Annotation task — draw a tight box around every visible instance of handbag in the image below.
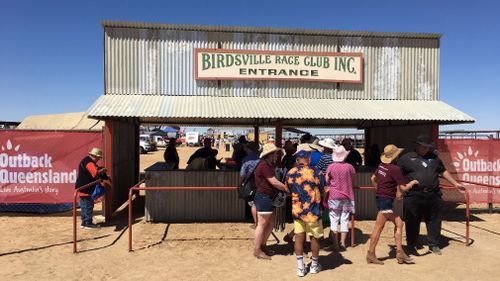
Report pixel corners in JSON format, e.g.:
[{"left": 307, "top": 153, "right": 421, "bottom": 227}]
[
  {"left": 91, "top": 182, "right": 106, "bottom": 200},
  {"left": 272, "top": 191, "right": 287, "bottom": 208}
]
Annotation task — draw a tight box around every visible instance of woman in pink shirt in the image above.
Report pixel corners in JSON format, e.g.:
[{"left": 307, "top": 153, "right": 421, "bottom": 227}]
[{"left": 325, "top": 145, "right": 355, "bottom": 251}]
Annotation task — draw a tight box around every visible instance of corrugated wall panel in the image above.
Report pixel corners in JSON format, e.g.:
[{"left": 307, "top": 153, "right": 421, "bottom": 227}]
[{"left": 105, "top": 27, "right": 439, "bottom": 100}]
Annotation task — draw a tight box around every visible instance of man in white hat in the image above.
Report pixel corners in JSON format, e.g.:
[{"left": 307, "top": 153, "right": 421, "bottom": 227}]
[
  {"left": 75, "top": 148, "right": 107, "bottom": 229},
  {"left": 316, "top": 138, "right": 336, "bottom": 174}
]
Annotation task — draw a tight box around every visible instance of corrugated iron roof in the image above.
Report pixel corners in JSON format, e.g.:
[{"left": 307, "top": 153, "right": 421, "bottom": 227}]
[
  {"left": 86, "top": 95, "right": 474, "bottom": 126},
  {"left": 101, "top": 20, "right": 442, "bottom": 39}
]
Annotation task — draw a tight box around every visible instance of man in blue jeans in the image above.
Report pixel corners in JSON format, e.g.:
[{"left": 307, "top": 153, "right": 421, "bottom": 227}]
[{"left": 75, "top": 148, "right": 107, "bottom": 229}]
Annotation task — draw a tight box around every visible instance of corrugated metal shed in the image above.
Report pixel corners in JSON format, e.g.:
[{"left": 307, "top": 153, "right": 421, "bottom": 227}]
[
  {"left": 17, "top": 112, "right": 103, "bottom": 131},
  {"left": 86, "top": 95, "right": 474, "bottom": 126},
  {"left": 103, "top": 25, "right": 440, "bottom": 100}
]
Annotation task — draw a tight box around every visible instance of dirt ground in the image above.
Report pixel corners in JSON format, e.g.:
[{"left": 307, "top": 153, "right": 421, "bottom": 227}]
[{"left": 1, "top": 147, "right": 499, "bottom": 280}]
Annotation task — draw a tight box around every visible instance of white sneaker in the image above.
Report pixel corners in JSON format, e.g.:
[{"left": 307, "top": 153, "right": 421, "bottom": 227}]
[
  {"left": 310, "top": 263, "right": 322, "bottom": 274},
  {"left": 297, "top": 267, "right": 307, "bottom": 277}
]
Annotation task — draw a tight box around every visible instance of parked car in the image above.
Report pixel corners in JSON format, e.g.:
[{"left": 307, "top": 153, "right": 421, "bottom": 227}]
[
  {"left": 153, "top": 135, "right": 167, "bottom": 148},
  {"left": 140, "top": 134, "right": 157, "bottom": 151},
  {"left": 139, "top": 139, "right": 152, "bottom": 154}
]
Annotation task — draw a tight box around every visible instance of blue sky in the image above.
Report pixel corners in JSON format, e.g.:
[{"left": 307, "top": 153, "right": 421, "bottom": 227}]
[{"left": 1, "top": 0, "right": 499, "bottom": 131}]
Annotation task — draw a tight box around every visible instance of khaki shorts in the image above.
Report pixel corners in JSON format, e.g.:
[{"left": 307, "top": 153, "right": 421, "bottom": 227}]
[{"left": 294, "top": 220, "right": 324, "bottom": 239}]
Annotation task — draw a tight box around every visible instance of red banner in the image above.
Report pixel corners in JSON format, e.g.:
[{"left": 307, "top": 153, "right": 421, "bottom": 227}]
[
  {"left": 438, "top": 139, "right": 500, "bottom": 203},
  {"left": 0, "top": 131, "right": 102, "bottom": 203}
]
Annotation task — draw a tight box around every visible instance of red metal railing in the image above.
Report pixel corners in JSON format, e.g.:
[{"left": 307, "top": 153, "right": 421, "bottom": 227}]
[
  {"left": 72, "top": 179, "right": 101, "bottom": 253},
  {"left": 127, "top": 184, "right": 236, "bottom": 251},
  {"left": 126, "top": 181, "right": 493, "bottom": 251}
]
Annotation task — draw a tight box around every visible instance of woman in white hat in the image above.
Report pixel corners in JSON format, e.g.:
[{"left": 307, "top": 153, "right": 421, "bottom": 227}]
[
  {"left": 253, "top": 143, "right": 290, "bottom": 260},
  {"left": 324, "top": 145, "right": 355, "bottom": 251},
  {"left": 366, "top": 144, "right": 418, "bottom": 265}
]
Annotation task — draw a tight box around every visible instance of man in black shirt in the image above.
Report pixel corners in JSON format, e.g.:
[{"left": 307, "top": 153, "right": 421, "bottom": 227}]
[
  {"left": 397, "top": 134, "right": 464, "bottom": 255},
  {"left": 342, "top": 138, "right": 363, "bottom": 169},
  {"left": 187, "top": 138, "right": 218, "bottom": 169}
]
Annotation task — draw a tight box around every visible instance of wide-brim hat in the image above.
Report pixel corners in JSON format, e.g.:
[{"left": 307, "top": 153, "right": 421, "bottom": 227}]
[
  {"left": 380, "top": 144, "right": 404, "bottom": 164},
  {"left": 309, "top": 138, "right": 322, "bottom": 151},
  {"left": 319, "top": 138, "right": 336, "bottom": 149},
  {"left": 294, "top": 143, "right": 313, "bottom": 156},
  {"left": 260, "top": 143, "right": 283, "bottom": 159},
  {"left": 89, "top": 148, "right": 103, "bottom": 158},
  {"left": 332, "top": 145, "right": 350, "bottom": 162},
  {"left": 414, "top": 134, "right": 434, "bottom": 148}
]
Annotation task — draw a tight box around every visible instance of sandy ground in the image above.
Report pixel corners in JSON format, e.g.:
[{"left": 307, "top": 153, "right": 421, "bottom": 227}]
[{"left": 1, "top": 147, "right": 499, "bottom": 280}]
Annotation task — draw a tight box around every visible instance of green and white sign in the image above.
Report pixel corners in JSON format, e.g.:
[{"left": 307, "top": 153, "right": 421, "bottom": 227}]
[{"left": 195, "top": 49, "right": 363, "bottom": 83}]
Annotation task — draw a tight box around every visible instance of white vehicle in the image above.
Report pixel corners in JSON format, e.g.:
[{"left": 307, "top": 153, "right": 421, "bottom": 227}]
[
  {"left": 186, "top": 131, "right": 200, "bottom": 146},
  {"left": 153, "top": 135, "right": 167, "bottom": 147},
  {"left": 139, "top": 139, "right": 152, "bottom": 154},
  {"left": 140, "top": 134, "right": 157, "bottom": 151}
]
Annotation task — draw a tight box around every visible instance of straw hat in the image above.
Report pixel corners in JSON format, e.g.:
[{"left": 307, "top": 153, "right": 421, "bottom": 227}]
[
  {"left": 319, "top": 138, "right": 336, "bottom": 149},
  {"left": 332, "top": 145, "right": 350, "bottom": 162},
  {"left": 294, "top": 143, "right": 313, "bottom": 155},
  {"left": 309, "top": 138, "right": 322, "bottom": 151},
  {"left": 89, "top": 148, "right": 103, "bottom": 158},
  {"left": 380, "top": 144, "right": 404, "bottom": 164},
  {"left": 260, "top": 143, "right": 283, "bottom": 159}
]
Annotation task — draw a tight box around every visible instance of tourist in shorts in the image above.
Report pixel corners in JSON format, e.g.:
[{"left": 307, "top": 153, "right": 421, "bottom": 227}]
[
  {"left": 286, "top": 144, "right": 324, "bottom": 277},
  {"left": 366, "top": 144, "right": 418, "bottom": 265},
  {"left": 325, "top": 145, "right": 355, "bottom": 251},
  {"left": 253, "top": 143, "right": 290, "bottom": 260}
]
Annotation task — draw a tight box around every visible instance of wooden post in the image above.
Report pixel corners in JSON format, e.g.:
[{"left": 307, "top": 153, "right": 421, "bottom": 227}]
[
  {"left": 103, "top": 120, "right": 113, "bottom": 222},
  {"left": 254, "top": 125, "right": 259, "bottom": 144},
  {"left": 275, "top": 120, "right": 283, "bottom": 148}
]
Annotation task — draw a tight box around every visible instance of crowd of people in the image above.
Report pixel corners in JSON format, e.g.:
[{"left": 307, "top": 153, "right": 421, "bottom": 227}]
[{"left": 238, "top": 133, "right": 464, "bottom": 277}]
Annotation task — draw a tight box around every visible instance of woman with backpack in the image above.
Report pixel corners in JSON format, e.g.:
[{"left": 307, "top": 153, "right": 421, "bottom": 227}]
[{"left": 253, "top": 143, "right": 290, "bottom": 260}]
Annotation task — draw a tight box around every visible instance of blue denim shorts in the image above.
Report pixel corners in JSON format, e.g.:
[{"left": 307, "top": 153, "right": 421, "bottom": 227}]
[
  {"left": 375, "top": 197, "right": 394, "bottom": 213},
  {"left": 254, "top": 192, "right": 274, "bottom": 214}
]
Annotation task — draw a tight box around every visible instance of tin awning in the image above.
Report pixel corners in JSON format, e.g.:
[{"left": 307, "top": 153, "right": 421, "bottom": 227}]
[{"left": 87, "top": 95, "right": 474, "bottom": 127}]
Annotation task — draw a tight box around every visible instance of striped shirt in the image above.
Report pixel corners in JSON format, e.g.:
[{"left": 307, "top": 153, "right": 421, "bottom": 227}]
[{"left": 316, "top": 153, "right": 333, "bottom": 174}]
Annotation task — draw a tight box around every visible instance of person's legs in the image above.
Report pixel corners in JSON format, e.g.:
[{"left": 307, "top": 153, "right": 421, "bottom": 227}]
[
  {"left": 295, "top": 232, "right": 306, "bottom": 276},
  {"left": 403, "top": 196, "right": 422, "bottom": 248},
  {"left": 329, "top": 208, "right": 341, "bottom": 249},
  {"left": 339, "top": 211, "right": 350, "bottom": 247},
  {"left": 368, "top": 212, "right": 388, "bottom": 253},
  {"left": 389, "top": 214, "right": 414, "bottom": 263},
  {"left": 79, "top": 196, "right": 93, "bottom": 226},
  {"left": 262, "top": 211, "right": 276, "bottom": 249},
  {"left": 424, "top": 194, "right": 442, "bottom": 249},
  {"left": 254, "top": 213, "right": 272, "bottom": 259}
]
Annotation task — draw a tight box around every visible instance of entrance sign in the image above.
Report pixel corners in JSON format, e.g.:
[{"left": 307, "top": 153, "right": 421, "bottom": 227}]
[
  {"left": 439, "top": 139, "right": 500, "bottom": 203},
  {"left": 195, "top": 48, "right": 363, "bottom": 83},
  {"left": 0, "top": 131, "right": 102, "bottom": 204}
]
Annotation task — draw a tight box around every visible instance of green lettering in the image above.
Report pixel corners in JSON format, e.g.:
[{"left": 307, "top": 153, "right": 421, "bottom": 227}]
[{"left": 202, "top": 53, "right": 211, "bottom": 70}]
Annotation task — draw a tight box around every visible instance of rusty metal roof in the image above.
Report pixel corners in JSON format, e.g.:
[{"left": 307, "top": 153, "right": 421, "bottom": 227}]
[
  {"left": 86, "top": 95, "right": 473, "bottom": 127},
  {"left": 101, "top": 20, "right": 442, "bottom": 39}
]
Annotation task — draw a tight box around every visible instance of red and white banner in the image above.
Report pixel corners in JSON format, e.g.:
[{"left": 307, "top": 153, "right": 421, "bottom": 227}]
[
  {"left": 438, "top": 139, "right": 500, "bottom": 203},
  {"left": 0, "top": 131, "right": 102, "bottom": 204}
]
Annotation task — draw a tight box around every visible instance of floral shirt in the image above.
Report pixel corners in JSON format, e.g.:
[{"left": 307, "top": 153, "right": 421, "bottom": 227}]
[{"left": 286, "top": 164, "right": 324, "bottom": 223}]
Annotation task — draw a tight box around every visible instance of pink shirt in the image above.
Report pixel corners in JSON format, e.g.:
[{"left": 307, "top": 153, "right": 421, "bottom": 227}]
[{"left": 326, "top": 162, "right": 356, "bottom": 201}]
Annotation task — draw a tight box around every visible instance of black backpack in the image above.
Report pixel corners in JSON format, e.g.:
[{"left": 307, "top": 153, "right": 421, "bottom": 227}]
[{"left": 238, "top": 161, "right": 260, "bottom": 201}]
